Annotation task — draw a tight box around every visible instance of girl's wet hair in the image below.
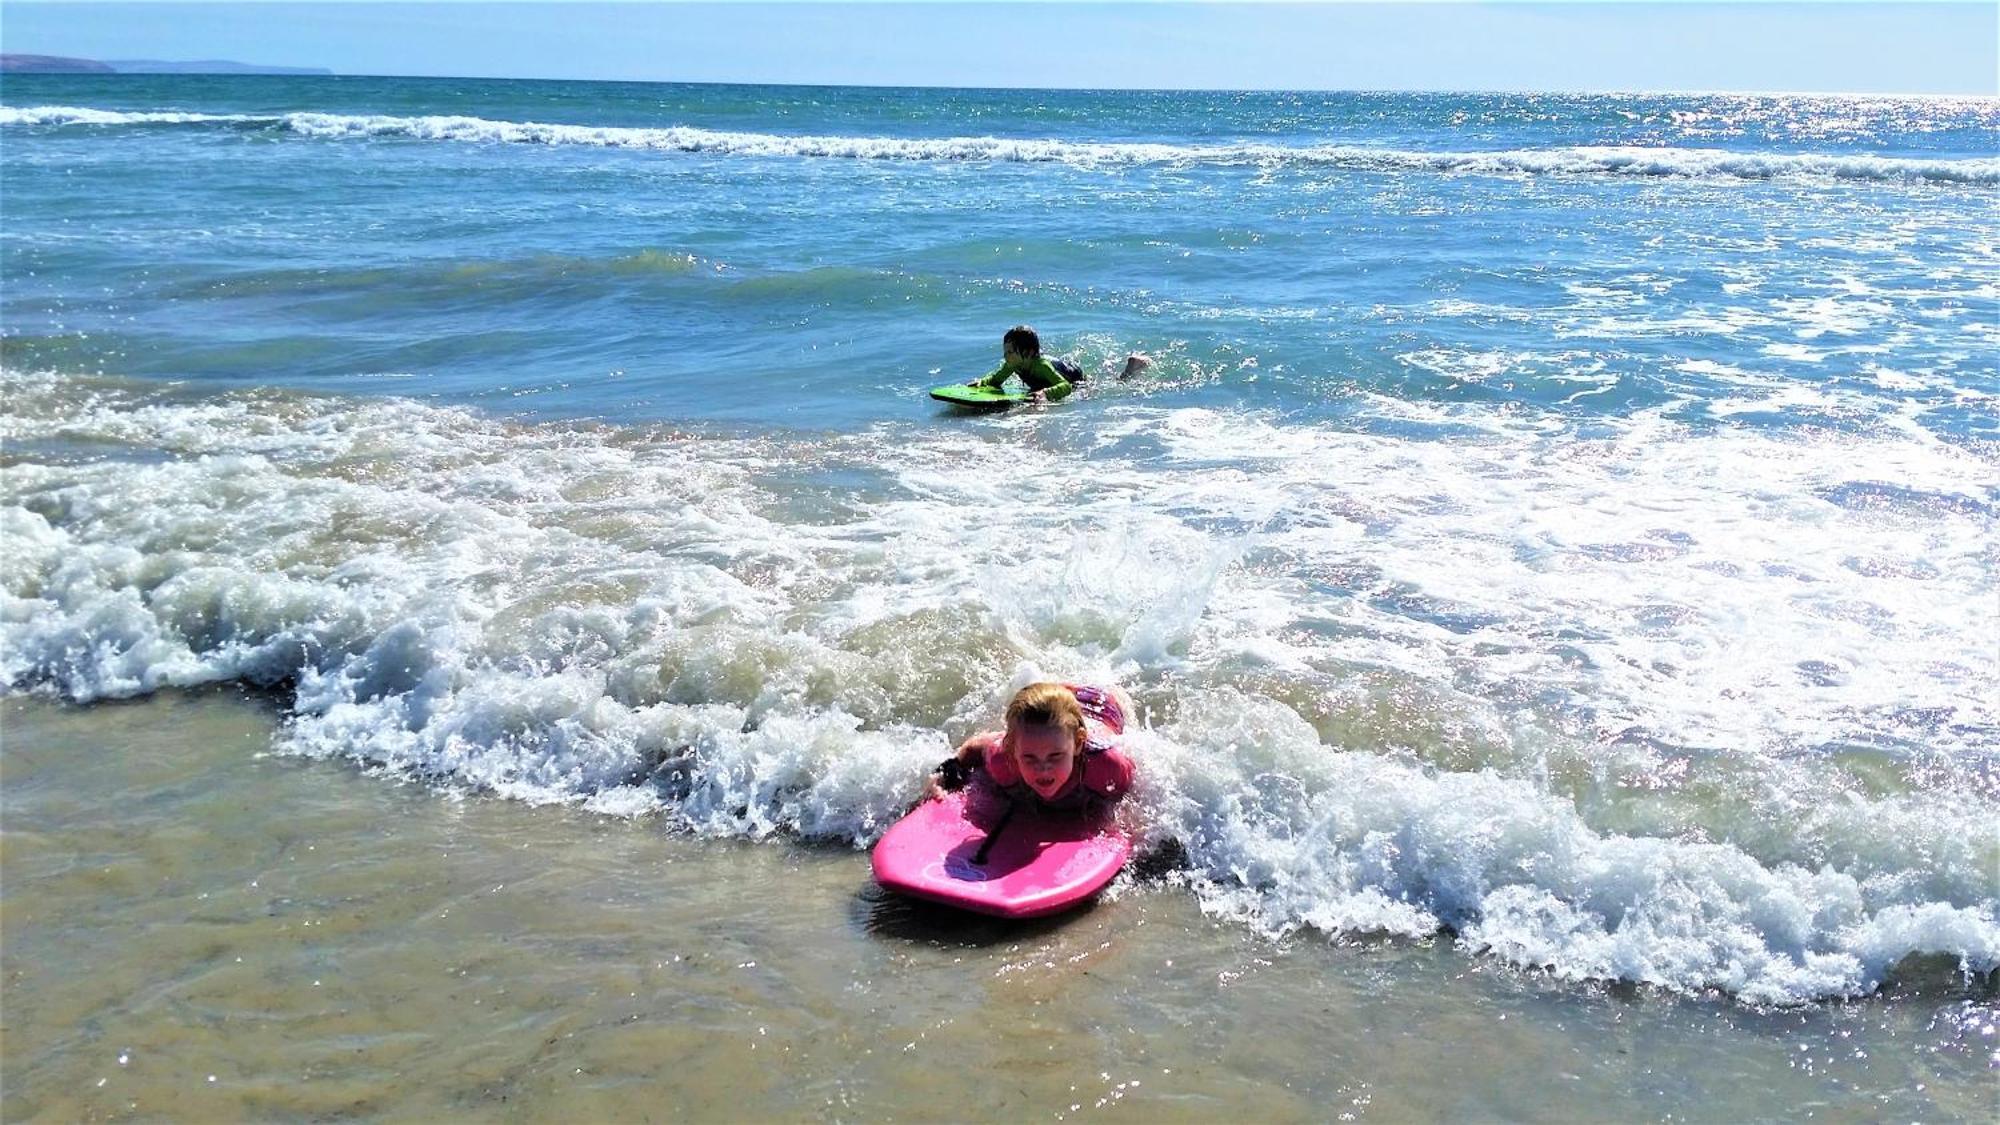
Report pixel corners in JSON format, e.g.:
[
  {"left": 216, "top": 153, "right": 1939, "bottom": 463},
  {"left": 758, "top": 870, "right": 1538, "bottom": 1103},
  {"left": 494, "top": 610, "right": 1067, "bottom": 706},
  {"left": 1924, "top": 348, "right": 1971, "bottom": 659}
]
[
  {"left": 1005, "top": 682, "right": 1084, "bottom": 734},
  {"left": 1002, "top": 325, "right": 1042, "bottom": 356}
]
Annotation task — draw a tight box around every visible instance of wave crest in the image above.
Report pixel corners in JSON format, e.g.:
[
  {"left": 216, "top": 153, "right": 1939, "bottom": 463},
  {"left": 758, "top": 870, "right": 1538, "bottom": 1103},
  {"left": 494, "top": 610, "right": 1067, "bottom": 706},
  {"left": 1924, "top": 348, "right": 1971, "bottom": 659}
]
[{"left": 5, "top": 104, "right": 1994, "bottom": 185}]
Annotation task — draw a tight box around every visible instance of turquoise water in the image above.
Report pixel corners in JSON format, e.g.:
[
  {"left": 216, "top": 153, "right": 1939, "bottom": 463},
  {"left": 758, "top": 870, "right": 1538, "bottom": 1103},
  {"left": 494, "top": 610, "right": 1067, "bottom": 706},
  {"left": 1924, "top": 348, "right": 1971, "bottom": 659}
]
[
  {"left": 3, "top": 76, "right": 1997, "bottom": 1007},
  {"left": 6, "top": 77, "right": 1996, "bottom": 432}
]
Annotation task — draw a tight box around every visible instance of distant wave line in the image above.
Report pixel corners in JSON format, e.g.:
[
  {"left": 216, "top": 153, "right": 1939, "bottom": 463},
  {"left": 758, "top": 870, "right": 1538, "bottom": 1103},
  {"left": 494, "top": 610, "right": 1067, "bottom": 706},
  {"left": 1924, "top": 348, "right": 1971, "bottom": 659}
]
[{"left": 4, "top": 104, "right": 1995, "bottom": 185}]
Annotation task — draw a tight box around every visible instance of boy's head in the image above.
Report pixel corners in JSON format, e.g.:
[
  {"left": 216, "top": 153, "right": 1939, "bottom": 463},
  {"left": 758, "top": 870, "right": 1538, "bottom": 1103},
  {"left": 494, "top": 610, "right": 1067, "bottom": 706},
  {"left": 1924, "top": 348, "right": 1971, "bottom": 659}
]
[
  {"left": 1002, "top": 325, "right": 1041, "bottom": 362},
  {"left": 1002, "top": 682, "right": 1086, "bottom": 799}
]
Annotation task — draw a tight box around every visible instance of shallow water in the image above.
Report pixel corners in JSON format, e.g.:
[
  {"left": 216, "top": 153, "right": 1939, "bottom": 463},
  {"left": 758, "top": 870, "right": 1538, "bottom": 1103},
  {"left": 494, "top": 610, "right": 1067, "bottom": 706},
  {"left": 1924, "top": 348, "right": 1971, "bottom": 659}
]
[
  {"left": 4, "top": 691, "right": 1996, "bottom": 1122},
  {"left": 2, "top": 76, "right": 1996, "bottom": 1022}
]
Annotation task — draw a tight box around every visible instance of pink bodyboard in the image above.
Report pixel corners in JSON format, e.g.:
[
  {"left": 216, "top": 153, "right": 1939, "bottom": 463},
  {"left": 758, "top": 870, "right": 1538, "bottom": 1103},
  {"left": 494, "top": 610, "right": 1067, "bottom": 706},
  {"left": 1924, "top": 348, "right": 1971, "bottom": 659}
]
[{"left": 871, "top": 790, "right": 1131, "bottom": 919}]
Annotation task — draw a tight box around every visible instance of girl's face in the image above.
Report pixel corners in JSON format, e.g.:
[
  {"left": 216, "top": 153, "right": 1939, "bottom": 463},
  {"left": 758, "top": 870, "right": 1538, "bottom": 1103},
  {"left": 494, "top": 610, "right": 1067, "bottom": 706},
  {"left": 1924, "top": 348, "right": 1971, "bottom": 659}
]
[{"left": 1009, "top": 723, "right": 1084, "bottom": 798}]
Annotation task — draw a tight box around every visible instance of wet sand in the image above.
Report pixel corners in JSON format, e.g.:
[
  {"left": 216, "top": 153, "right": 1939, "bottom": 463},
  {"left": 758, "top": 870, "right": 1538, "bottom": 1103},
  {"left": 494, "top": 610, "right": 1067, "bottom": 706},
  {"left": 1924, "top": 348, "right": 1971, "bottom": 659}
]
[{"left": 3, "top": 689, "right": 1992, "bottom": 1121}]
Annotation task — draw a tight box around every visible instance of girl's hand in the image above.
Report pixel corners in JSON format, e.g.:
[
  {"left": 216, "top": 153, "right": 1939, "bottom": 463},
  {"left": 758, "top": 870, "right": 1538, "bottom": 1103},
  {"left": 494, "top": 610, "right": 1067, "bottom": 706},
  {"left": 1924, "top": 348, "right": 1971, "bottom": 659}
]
[{"left": 924, "top": 735, "right": 996, "bottom": 802}]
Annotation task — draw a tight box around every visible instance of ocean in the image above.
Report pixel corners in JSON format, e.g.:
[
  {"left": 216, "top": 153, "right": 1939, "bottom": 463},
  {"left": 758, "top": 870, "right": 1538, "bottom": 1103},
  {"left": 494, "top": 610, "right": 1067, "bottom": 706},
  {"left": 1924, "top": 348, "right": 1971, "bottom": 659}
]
[{"left": 2, "top": 74, "right": 1996, "bottom": 1117}]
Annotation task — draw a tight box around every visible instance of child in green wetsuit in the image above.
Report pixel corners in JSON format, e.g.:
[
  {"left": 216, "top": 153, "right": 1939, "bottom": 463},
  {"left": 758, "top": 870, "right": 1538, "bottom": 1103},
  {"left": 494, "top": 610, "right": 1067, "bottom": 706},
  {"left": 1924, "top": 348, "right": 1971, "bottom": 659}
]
[{"left": 968, "top": 326, "right": 1150, "bottom": 403}]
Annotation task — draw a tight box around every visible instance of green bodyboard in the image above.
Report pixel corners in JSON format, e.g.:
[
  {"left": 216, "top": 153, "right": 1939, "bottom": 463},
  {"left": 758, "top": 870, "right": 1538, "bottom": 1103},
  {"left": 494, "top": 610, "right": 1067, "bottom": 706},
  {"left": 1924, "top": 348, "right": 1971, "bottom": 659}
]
[{"left": 929, "top": 383, "right": 1025, "bottom": 410}]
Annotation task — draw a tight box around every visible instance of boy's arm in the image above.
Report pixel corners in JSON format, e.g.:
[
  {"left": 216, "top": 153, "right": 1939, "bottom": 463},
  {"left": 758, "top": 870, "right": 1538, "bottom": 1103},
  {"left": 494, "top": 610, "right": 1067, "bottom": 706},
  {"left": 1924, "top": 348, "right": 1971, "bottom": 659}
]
[
  {"left": 1025, "top": 357, "right": 1074, "bottom": 401},
  {"left": 969, "top": 362, "right": 1012, "bottom": 389}
]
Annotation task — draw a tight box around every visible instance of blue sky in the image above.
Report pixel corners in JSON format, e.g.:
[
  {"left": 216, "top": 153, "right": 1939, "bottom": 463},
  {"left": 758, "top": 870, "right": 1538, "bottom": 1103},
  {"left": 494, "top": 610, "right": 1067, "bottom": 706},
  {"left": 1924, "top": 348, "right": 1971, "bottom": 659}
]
[{"left": 4, "top": 2, "right": 1996, "bottom": 94}]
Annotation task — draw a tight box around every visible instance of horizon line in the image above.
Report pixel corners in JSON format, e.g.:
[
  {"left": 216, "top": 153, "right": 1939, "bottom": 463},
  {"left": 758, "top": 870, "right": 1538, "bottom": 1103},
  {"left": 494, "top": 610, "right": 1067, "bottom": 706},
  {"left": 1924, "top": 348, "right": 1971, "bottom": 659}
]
[{"left": 7, "top": 68, "right": 1995, "bottom": 100}]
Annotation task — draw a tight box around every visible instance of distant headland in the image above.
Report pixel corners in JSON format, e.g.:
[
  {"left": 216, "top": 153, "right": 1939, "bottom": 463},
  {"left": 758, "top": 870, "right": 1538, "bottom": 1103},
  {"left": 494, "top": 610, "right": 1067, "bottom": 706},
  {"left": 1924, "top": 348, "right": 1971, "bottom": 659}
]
[{"left": 0, "top": 54, "right": 331, "bottom": 76}]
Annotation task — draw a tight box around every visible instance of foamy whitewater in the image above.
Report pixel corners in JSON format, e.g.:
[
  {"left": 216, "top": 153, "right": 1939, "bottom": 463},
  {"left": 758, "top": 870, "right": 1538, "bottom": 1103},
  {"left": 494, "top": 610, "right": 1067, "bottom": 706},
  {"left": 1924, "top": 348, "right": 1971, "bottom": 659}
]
[
  {"left": 3, "top": 76, "right": 1996, "bottom": 1006},
  {"left": 8, "top": 103, "right": 1998, "bottom": 184}
]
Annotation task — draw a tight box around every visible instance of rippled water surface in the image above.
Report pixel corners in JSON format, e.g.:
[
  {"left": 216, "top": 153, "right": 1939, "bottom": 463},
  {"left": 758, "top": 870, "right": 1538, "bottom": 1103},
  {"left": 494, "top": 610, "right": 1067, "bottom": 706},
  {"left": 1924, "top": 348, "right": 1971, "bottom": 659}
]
[{"left": 2, "top": 74, "right": 1995, "bottom": 1057}]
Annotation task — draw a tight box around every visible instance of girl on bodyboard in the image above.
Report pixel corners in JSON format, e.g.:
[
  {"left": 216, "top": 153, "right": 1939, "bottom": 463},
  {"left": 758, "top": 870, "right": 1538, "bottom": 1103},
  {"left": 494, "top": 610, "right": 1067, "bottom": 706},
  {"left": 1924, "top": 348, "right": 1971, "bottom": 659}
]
[{"left": 872, "top": 681, "right": 1139, "bottom": 918}]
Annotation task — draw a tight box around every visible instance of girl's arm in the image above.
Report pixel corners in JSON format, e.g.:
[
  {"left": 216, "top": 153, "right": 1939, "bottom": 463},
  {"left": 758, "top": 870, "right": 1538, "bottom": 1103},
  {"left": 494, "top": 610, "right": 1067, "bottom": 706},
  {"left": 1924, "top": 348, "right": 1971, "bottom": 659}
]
[
  {"left": 1081, "top": 746, "right": 1137, "bottom": 801},
  {"left": 923, "top": 731, "right": 1001, "bottom": 801},
  {"left": 955, "top": 731, "right": 1000, "bottom": 762}
]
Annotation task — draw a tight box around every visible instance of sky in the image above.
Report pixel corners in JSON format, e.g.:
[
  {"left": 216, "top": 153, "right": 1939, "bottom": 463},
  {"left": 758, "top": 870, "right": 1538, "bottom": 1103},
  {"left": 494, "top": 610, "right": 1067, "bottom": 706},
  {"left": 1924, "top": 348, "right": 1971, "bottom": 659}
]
[{"left": 3, "top": 2, "right": 1996, "bottom": 95}]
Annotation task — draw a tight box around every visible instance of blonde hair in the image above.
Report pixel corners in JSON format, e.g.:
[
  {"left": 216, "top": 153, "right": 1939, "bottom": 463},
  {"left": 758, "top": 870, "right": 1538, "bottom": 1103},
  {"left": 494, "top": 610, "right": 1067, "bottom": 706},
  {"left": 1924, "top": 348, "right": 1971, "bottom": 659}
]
[{"left": 1004, "top": 682, "right": 1084, "bottom": 736}]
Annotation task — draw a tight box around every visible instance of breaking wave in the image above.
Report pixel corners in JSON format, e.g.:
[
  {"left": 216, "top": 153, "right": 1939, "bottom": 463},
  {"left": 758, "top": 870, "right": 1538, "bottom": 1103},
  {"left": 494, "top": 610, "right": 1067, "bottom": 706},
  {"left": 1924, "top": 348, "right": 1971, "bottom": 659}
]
[
  {"left": 3, "top": 370, "right": 1995, "bottom": 1005},
  {"left": 4, "top": 104, "right": 1995, "bottom": 185}
]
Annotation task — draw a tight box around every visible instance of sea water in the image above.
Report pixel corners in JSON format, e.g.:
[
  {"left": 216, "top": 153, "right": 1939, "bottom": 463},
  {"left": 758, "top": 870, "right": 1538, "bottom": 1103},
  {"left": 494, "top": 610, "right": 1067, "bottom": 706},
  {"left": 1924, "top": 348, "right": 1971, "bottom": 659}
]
[
  {"left": 2, "top": 76, "right": 1995, "bottom": 1040},
  {"left": 5, "top": 692, "right": 1993, "bottom": 1121}
]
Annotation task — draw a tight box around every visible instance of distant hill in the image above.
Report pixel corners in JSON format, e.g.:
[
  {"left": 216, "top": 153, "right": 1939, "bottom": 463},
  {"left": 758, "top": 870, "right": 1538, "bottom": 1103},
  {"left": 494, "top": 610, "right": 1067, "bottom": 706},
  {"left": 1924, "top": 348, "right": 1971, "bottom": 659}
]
[
  {"left": 108, "top": 59, "right": 334, "bottom": 76},
  {"left": 0, "top": 54, "right": 116, "bottom": 74},
  {"left": 0, "top": 54, "right": 330, "bottom": 76}
]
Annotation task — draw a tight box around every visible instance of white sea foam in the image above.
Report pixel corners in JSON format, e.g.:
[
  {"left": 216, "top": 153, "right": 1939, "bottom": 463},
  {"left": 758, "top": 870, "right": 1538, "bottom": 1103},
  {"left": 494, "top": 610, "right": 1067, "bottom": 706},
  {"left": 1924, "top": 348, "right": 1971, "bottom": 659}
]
[
  {"left": 2, "top": 370, "right": 1994, "bottom": 1003},
  {"left": 0, "top": 105, "right": 257, "bottom": 127},
  {"left": 5, "top": 104, "right": 1995, "bottom": 186},
  {"left": 1135, "top": 691, "right": 1997, "bottom": 1006}
]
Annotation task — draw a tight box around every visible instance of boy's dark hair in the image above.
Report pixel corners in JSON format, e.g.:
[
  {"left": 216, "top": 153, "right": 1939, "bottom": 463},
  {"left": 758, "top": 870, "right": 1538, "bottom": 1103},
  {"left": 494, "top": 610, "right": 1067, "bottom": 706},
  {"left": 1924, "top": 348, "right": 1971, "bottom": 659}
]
[{"left": 1002, "top": 325, "right": 1041, "bottom": 357}]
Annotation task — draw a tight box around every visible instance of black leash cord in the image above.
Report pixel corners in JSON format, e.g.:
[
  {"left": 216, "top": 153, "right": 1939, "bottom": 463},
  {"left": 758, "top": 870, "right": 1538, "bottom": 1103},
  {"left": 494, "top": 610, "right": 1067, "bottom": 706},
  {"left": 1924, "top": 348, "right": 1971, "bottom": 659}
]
[{"left": 971, "top": 802, "right": 1017, "bottom": 865}]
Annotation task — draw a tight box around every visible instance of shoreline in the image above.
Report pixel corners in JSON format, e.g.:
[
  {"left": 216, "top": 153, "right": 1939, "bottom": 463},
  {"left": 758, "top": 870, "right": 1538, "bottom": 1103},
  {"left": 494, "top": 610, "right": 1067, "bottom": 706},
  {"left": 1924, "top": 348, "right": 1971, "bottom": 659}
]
[{"left": 4, "top": 688, "right": 1991, "bottom": 1121}]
